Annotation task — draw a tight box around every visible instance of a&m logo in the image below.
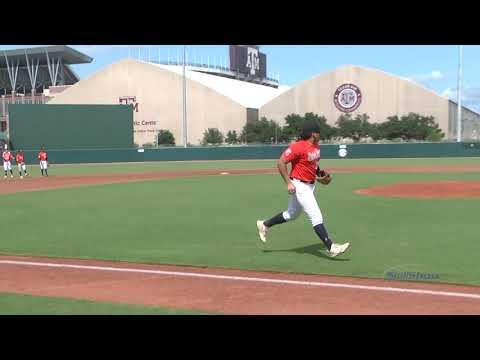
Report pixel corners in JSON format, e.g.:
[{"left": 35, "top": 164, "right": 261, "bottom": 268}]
[
  {"left": 119, "top": 96, "right": 139, "bottom": 112},
  {"left": 246, "top": 47, "right": 260, "bottom": 76},
  {"left": 334, "top": 84, "right": 362, "bottom": 113}
]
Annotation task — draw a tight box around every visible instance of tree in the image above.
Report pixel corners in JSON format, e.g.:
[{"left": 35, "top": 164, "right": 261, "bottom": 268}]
[
  {"left": 157, "top": 129, "right": 175, "bottom": 145},
  {"left": 336, "top": 113, "right": 374, "bottom": 141},
  {"left": 241, "top": 117, "right": 286, "bottom": 144},
  {"left": 283, "top": 113, "right": 304, "bottom": 140},
  {"left": 304, "top": 112, "right": 335, "bottom": 140},
  {"left": 378, "top": 113, "right": 444, "bottom": 141},
  {"left": 225, "top": 130, "right": 239, "bottom": 145},
  {"left": 202, "top": 128, "right": 224, "bottom": 145},
  {"left": 282, "top": 113, "right": 334, "bottom": 141}
]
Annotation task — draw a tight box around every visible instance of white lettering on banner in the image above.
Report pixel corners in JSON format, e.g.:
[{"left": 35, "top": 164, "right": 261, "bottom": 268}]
[{"left": 246, "top": 47, "right": 260, "bottom": 76}]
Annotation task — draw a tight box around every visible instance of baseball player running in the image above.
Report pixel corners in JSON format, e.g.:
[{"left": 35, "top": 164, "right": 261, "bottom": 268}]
[
  {"left": 256, "top": 120, "right": 350, "bottom": 258},
  {"left": 15, "top": 150, "right": 28, "bottom": 179},
  {"left": 2, "top": 145, "right": 14, "bottom": 179},
  {"left": 38, "top": 147, "right": 49, "bottom": 176}
]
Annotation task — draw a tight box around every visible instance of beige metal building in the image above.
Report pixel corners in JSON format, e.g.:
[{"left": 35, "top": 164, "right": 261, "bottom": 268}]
[
  {"left": 49, "top": 60, "right": 480, "bottom": 144},
  {"left": 260, "top": 65, "right": 480, "bottom": 140},
  {"left": 49, "top": 58, "right": 289, "bottom": 146}
]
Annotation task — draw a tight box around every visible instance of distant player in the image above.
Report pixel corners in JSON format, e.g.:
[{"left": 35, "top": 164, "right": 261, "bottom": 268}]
[
  {"left": 256, "top": 120, "right": 350, "bottom": 258},
  {"left": 38, "top": 147, "right": 49, "bottom": 176},
  {"left": 2, "top": 145, "right": 14, "bottom": 179},
  {"left": 15, "top": 149, "right": 28, "bottom": 179}
]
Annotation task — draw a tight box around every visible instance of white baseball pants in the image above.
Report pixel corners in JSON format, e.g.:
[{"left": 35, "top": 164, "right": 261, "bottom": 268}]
[
  {"left": 3, "top": 161, "right": 12, "bottom": 171},
  {"left": 282, "top": 178, "right": 324, "bottom": 227}
]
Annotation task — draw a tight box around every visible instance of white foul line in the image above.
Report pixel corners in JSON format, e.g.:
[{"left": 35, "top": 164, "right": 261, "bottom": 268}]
[{"left": 1, "top": 259, "right": 480, "bottom": 301}]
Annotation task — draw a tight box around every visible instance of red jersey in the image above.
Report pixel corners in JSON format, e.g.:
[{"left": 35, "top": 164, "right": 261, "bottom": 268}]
[
  {"left": 281, "top": 140, "right": 320, "bottom": 183},
  {"left": 16, "top": 153, "right": 25, "bottom": 163},
  {"left": 38, "top": 151, "right": 48, "bottom": 161},
  {"left": 2, "top": 150, "right": 13, "bottom": 162}
]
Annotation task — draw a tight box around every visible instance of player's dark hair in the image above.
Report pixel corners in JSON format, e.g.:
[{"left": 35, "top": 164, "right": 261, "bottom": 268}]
[
  {"left": 300, "top": 131, "right": 313, "bottom": 140},
  {"left": 300, "top": 120, "right": 321, "bottom": 140}
]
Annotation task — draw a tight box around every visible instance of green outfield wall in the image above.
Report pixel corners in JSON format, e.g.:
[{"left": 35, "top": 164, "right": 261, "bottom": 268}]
[
  {"left": 12, "top": 142, "right": 480, "bottom": 165},
  {"left": 8, "top": 104, "right": 133, "bottom": 151}
]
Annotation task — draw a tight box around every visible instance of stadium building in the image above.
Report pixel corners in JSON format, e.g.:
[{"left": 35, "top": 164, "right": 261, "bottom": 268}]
[
  {"left": 2, "top": 45, "right": 480, "bottom": 148},
  {"left": 1, "top": 45, "right": 92, "bottom": 136},
  {"left": 260, "top": 65, "right": 480, "bottom": 141},
  {"left": 48, "top": 53, "right": 290, "bottom": 146}
]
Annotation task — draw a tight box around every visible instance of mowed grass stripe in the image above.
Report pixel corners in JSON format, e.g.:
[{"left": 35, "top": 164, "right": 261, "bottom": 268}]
[
  {"left": 2, "top": 169, "right": 480, "bottom": 286},
  {"left": 18, "top": 156, "right": 480, "bottom": 177}
]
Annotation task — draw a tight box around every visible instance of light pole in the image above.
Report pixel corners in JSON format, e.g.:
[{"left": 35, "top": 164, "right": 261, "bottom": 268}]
[
  {"left": 457, "top": 45, "right": 463, "bottom": 143},
  {"left": 182, "top": 45, "right": 188, "bottom": 147}
]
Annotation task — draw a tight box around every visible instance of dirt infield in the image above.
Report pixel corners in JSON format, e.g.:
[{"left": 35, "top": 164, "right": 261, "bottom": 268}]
[
  {"left": 1, "top": 255, "right": 480, "bottom": 314},
  {"left": 0, "top": 169, "right": 277, "bottom": 196},
  {"left": 356, "top": 181, "right": 480, "bottom": 199},
  {"left": 2, "top": 164, "right": 480, "bottom": 196}
]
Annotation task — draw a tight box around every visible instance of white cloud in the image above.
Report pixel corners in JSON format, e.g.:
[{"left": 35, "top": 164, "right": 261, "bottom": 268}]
[
  {"left": 407, "top": 70, "right": 444, "bottom": 83},
  {"left": 441, "top": 85, "right": 480, "bottom": 112},
  {"left": 441, "top": 87, "right": 455, "bottom": 98}
]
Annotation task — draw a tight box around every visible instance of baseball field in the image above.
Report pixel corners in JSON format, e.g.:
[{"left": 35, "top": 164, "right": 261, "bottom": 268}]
[{"left": 2, "top": 157, "right": 480, "bottom": 314}]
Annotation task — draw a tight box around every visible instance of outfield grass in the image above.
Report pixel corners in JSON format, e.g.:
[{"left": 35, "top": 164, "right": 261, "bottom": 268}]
[
  {"left": 0, "top": 293, "right": 211, "bottom": 315},
  {"left": 2, "top": 157, "right": 480, "bottom": 286},
  {"left": 18, "top": 156, "right": 480, "bottom": 177}
]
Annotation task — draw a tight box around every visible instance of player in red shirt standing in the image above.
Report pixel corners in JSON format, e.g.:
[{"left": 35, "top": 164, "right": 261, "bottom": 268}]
[
  {"left": 2, "top": 145, "right": 14, "bottom": 179},
  {"left": 38, "top": 147, "right": 49, "bottom": 177},
  {"left": 15, "top": 149, "right": 28, "bottom": 179},
  {"left": 256, "top": 120, "right": 350, "bottom": 258}
]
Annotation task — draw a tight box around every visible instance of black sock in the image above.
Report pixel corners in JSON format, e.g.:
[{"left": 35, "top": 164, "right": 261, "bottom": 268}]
[
  {"left": 313, "top": 223, "right": 333, "bottom": 250},
  {"left": 19, "top": 171, "right": 22, "bottom": 177},
  {"left": 10, "top": 170, "right": 13, "bottom": 176},
  {"left": 264, "top": 212, "right": 287, "bottom": 228},
  {"left": 41, "top": 169, "right": 44, "bottom": 176},
  {"left": 4, "top": 171, "right": 6, "bottom": 176},
  {"left": 45, "top": 169, "right": 48, "bottom": 176}
]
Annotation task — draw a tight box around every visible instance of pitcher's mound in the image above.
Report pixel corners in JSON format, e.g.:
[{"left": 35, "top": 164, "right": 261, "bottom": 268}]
[{"left": 355, "top": 181, "right": 480, "bottom": 199}]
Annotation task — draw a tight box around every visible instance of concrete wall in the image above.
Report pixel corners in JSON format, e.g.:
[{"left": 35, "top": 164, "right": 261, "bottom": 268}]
[
  {"left": 49, "top": 59, "right": 248, "bottom": 146},
  {"left": 260, "top": 65, "right": 451, "bottom": 137},
  {"left": 15, "top": 142, "right": 480, "bottom": 165}
]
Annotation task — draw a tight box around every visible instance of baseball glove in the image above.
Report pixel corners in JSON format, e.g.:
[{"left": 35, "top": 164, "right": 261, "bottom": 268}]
[{"left": 316, "top": 168, "right": 332, "bottom": 185}]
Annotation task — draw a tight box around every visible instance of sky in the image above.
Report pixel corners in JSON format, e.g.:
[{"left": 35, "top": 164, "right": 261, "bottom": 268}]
[{"left": 2, "top": 45, "right": 479, "bottom": 112}]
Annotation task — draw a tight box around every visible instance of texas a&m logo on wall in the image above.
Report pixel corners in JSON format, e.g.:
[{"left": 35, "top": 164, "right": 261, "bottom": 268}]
[
  {"left": 333, "top": 84, "right": 362, "bottom": 113},
  {"left": 119, "top": 96, "right": 139, "bottom": 112}
]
